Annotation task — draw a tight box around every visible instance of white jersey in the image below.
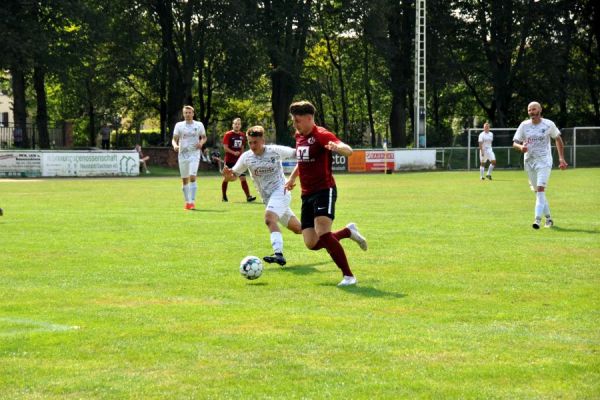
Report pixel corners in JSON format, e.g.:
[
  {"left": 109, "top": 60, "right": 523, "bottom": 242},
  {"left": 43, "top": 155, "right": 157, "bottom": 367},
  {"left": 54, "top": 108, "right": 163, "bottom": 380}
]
[
  {"left": 232, "top": 145, "right": 296, "bottom": 202},
  {"left": 173, "top": 120, "right": 206, "bottom": 157},
  {"left": 478, "top": 131, "right": 493, "bottom": 150},
  {"left": 513, "top": 118, "right": 561, "bottom": 168}
]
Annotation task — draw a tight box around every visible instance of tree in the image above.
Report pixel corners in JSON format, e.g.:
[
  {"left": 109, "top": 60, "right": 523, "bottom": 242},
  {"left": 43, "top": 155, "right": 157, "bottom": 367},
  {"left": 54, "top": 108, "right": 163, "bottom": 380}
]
[{"left": 255, "top": 0, "right": 312, "bottom": 145}]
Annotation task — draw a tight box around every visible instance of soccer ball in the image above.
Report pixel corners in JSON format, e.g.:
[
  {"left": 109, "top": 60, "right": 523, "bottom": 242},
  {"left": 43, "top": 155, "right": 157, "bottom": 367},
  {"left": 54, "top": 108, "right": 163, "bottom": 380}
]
[{"left": 239, "top": 256, "right": 263, "bottom": 280}]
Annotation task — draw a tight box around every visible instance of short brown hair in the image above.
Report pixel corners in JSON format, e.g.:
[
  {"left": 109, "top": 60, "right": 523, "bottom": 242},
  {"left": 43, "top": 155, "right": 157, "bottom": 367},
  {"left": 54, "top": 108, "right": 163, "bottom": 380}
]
[
  {"left": 183, "top": 105, "right": 194, "bottom": 112},
  {"left": 289, "top": 101, "right": 316, "bottom": 116},
  {"left": 247, "top": 125, "right": 264, "bottom": 137}
]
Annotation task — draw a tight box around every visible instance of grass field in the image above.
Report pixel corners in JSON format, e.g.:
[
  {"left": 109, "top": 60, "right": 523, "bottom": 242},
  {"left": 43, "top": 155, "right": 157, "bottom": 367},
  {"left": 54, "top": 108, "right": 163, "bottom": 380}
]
[{"left": 1, "top": 169, "right": 599, "bottom": 399}]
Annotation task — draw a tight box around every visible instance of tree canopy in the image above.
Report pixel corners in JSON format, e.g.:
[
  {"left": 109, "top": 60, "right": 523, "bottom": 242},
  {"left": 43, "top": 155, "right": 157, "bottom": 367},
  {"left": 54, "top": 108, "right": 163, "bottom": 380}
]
[{"left": 1, "top": 0, "right": 597, "bottom": 148}]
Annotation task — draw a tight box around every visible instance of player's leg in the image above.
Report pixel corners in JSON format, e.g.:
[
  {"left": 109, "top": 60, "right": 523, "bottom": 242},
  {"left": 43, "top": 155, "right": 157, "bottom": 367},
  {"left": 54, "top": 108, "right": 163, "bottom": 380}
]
[
  {"left": 487, "top": 152, "right": 496, "bottom": 179},
  {"left": 302, "top": 188, "right": 355, "bottom": 285},
  {"left": 479, "top": 158, "right": 485, "bottom": 180},
  {"left": 222, "top": 161, "right": 233, "bottom": 202},
  {"left": 187, "top": 157, "right": 200, "bottom": 209},
  {"left": 527, "top": 166, "right": 544, "bottom": 229},
  {"left": 239, "top": 175, "right": 256, "bottom": 202},
  {"left": 263, "top": 210, "right": 287, "bottom": 266},
  {"left": 263, "top": 191, "right": 296, "bottom": 265},
  {"left": 536, "top": 167, "right": 553, "bottom": 228},
  {"left": 179, "top": 157, "right": 192, "bottom": 209}
]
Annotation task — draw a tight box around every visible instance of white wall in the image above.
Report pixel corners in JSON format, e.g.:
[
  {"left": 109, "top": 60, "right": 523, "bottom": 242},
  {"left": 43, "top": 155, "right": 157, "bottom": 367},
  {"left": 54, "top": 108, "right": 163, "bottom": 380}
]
[{"left": 0, "top": 92, "right": 12, "bottom": 126}]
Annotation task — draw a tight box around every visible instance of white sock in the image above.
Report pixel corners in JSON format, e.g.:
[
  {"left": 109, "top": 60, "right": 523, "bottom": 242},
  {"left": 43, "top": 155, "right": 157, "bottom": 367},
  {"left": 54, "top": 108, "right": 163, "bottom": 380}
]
[
  {"left": 480, "top": 167, "right": 484, "bottom": 178},
  {"left": 182, "top": 184, "right": 190, "bottom": 203},
  {"left": 189, "top": 181, "right": 197, "bottom": 202},
  {"left": 270, "top": 231, "right": 283, "bottom": 254},
  {"left": 535, "top": 191, "right": 546, "bottom": 219},
  {"left": 487, "top": 164, "right": 494, "bottom": 176},
  {"left": 543, "top": 199, "right": 551, "bottom": 219}
]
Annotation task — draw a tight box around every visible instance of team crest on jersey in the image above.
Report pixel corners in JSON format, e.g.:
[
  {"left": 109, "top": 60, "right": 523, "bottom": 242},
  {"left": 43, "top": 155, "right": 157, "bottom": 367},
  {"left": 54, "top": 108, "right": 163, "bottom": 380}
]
[{"left": 308, "top": 137, "right": 315, "bottom": 144}]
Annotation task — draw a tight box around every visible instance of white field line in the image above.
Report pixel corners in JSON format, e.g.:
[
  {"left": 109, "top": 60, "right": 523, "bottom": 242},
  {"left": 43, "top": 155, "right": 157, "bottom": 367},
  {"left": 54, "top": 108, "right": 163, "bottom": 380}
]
[{"left": 0, "top": 317, "right": 80, "bottom": 336}]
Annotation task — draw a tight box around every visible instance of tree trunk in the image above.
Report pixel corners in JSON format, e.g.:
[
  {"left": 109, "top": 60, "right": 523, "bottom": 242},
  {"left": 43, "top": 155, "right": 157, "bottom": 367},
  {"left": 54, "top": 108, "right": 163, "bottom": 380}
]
[
  {"left": 10, "top": 67, "right": 28, "bottom": 148},
  {"left": 33, "top": 65, "right": 50, "bottom": 149},
  {"left": 389, "top": 90, "right": 407, "bottom": 148},
  {"left": 270, "top": 67, "right": 295, "bottom": 146},
  {"left": 88, "top": 100, "right": 95, "bottom": 147}
]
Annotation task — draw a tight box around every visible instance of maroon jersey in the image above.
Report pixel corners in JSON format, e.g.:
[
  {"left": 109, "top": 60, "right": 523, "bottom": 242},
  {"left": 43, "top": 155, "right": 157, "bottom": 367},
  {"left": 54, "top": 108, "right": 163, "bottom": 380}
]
[
  {"left": 295, "top": 125, "right": 341, "bottom": 196},
  {"left": 223, "top": 130, "right": 247, "bottom": 164}
]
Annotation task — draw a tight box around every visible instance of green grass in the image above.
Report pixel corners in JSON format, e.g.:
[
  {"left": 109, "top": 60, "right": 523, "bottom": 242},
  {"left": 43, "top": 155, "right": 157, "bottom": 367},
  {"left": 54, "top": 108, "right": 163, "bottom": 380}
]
[{"left": 1, "top": 169, "right": 599, "bottom": 399}]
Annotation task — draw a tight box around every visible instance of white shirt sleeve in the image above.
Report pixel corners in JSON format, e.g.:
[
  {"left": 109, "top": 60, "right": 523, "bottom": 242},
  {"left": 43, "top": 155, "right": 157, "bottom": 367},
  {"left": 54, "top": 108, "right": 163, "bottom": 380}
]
[
  {"left": 173, "top": 122, "right": 181, "bottom": 138},
  {"left": 271, "top": 145, "right": 296, "bottom": 159},
  {"left": 478, "top": 133, "right": 484, "bottom": 143},
  {"left": 513, "top": 122, "right": 526, "bottom": 143},
  {"left": 198, "top": 122, "right": 207, "bottom": 138},
  {"left": 547, "top": 120, "right": 561, "bottom": 139},
  {"left": 231, "top": 151, "right": 249, "bottom": 175}
]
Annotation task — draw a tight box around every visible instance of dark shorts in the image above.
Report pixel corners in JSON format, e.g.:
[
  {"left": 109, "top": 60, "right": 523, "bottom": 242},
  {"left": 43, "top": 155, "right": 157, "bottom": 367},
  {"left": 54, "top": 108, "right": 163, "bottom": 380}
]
[
  {"left": 301, "top": 187, "right": 337, "bottom": 230},
  {"left": 226, "top": 161, "right": 245, "bottom": 177}
]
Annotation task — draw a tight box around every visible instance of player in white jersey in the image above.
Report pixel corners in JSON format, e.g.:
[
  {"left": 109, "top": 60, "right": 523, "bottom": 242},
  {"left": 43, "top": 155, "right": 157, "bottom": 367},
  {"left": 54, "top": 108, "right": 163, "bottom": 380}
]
[
  {"left": 478, "top": 122, "right": 496, "bottom": 180},
  {"left": 222, "top": 125, "right": 301, "bottom": 266},
  {"left": 513, "top": 101, "right": 568, "bottom": 229},
  {"left": 172, "top": 105, "right": 207, "bottom": 210}
]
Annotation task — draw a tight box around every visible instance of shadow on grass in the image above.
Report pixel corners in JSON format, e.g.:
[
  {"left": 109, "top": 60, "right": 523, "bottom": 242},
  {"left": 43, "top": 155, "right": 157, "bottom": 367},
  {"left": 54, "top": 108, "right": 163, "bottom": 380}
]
[
  {"left": 274, "top": 261, "right": 331, "bottom": 275},
  {"left": 335, "top": 284, "right": 407, "bottom": 299},
  {"left": 246, "top": 281, "right": 268, "bottom": 286},
  {"left": 551, "top": 225, "right": 599, "bottom": 234},
  {"left": 188, "top": 209, "right": 226, "bottom": 213}
]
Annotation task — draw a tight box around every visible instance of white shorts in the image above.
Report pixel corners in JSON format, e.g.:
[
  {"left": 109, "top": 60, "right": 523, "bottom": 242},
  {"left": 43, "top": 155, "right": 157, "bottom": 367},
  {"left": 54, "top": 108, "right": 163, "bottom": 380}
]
[
  {"left": 525, "top": 164, "right": 551, "bottom": 188},
  {"left": 178, "top": 153, "right": 200, "bottom": 178},
  {"left": 265, "top": 190, "right": 296, "bottom": 227},
  {"left": 480, "top": 149, "right": 496, "bottom": 163}
]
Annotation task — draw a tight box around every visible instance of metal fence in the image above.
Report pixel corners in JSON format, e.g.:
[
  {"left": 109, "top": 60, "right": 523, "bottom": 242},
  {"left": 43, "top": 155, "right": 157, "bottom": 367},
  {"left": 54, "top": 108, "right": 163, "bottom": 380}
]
[{"left": 0, "top": 123, "right": 67, "bottom": 150}]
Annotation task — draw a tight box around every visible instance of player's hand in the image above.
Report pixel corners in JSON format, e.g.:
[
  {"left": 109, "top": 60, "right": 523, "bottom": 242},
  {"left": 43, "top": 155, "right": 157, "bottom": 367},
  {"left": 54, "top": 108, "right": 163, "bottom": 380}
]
[
  {"left": 325, "top": 141, "right": 339, "bottom": 152},
  {"left": 222, "top": 167, "right": 234, "bottom": 181},
  {"left": 521, "top": 144, "right": 528, "bottom": 154},
  {"left": 284, "top": 178, "right": 296, "bottom": 191},
  {"left": 173, "top": 145, "right": 179, "bottom": 153},
  {"left": 559, "top": 159, "right": 568, "bottom": 170}
]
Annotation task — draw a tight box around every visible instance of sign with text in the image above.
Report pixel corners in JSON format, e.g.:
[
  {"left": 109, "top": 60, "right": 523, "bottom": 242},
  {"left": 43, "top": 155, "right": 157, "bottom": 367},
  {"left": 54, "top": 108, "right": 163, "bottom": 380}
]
[
  {"left": 331, "top": 153, "right": 348, "bottom": 171},
  {"left": 0, "top": 152, "right": 42, "bottom": 177},
  {"left": 365, "top": 151, "right": 395, "bottom": 171},
  {"left": 42, "top": 152, "right": 139, "bottom": 176}
]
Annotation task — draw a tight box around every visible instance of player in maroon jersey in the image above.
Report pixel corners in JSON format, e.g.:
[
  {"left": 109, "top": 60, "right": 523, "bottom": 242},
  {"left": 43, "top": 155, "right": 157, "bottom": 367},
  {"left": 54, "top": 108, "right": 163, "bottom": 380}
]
[
  {"left": 285, "top": 101, "right": 367, "bottom": 286},
  {"left": 221, "top": 118, "right": 256, "bottom": 202}
]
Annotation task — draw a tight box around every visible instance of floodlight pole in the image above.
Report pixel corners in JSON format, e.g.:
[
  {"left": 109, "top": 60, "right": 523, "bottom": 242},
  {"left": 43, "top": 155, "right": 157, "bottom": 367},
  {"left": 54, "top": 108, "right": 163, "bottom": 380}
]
[{"left": 414, "top": 0, "right": 426, "bottom": 148}]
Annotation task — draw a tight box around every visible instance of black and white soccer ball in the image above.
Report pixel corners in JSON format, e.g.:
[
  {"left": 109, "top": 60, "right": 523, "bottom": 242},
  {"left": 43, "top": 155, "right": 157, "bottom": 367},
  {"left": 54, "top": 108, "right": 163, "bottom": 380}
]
[{"left": 239, "top": 256, "right": 263, "bottom": 280}]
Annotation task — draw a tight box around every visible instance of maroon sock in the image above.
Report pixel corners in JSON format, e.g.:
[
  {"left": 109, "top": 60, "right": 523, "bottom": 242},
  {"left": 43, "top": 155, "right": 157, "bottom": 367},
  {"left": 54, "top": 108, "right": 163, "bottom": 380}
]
[
  {"left": 241, "top": 180, "right": 250, "bottom": 197},
  {"left": 311, "top": 232, "right": 353, "bottom": 276},
  {"left": 221, "top": 181, "right": 228, "bottom": 198},
  {"left": 332, "top": 227, "right": 351, "bottom": 241}
]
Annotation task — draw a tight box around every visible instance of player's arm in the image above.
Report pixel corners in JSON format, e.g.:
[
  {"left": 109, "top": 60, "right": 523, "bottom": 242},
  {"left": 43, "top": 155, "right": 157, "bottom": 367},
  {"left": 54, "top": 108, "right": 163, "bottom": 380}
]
[
  {"left": 222, "top": 166, "right": 238, "bottom": 182},
  {"left": 513, "top": 124, "right": 527, "bottom": 153},
  {"left": 198, "top": 132, "right": 207, "bottom": 149},
  {"left": 224, "top": 155, "right": 248, "bottom": 181},
  {"left": 554, "top": 135, "right": 568, "bottom": 170},
  {"left": 171, "top": 133, "right": 180, "bottom": 152},
  {"left": 326, "top": 140, "right": 353, "bottom": 156},
  {"left": 223, "top": 144, "right": 239, "bottom": 156},
  {"left": 285, "top": 164, "right": 299, "bottom": 191}
]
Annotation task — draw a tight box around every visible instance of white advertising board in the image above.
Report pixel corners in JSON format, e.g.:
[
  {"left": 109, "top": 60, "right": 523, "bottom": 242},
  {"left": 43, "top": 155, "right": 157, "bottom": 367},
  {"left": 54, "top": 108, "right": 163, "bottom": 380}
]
[
  {"left": 41, "top": 151, "right": 139, "bottom": 177},
  {"left": 0, "top": 150, "right": 140, "bottom": 177},
  {"left": 394, "top": 149, "right": 436, "bottom": 170},
  {"left": 0, "top": 151, "right": 42, "bottom": 177}
]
